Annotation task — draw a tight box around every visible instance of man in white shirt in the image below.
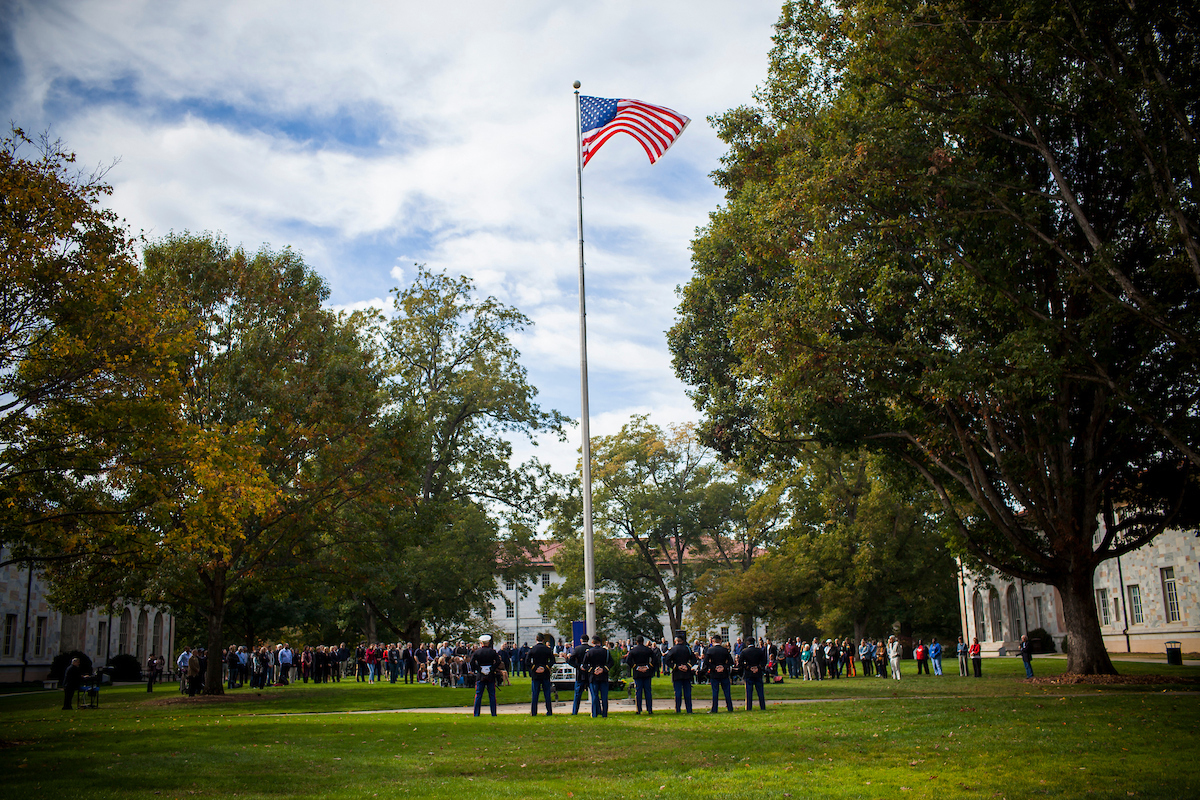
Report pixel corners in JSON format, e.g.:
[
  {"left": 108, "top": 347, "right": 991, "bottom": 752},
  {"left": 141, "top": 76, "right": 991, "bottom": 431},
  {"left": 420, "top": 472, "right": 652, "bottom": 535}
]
[
  {"left": 278, "top": 644, "right": 293, "bottom": 685},
  {"left": 176, "top": 648, "right": 191, "bottom": 693}
]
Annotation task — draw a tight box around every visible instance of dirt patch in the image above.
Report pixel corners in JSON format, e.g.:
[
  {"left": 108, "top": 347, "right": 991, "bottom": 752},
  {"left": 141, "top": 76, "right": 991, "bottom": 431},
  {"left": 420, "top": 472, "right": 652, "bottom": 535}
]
[
  {"left": 141, "top": 692, "right": 275, "bottom": 707},
  {"left": 1023, "top": 674, "right": 1200, "bottom": 686}
]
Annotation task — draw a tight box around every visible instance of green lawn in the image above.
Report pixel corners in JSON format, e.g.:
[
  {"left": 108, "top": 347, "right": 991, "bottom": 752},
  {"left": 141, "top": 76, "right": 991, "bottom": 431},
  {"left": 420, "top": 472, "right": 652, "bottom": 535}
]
[{"left": 2, "top": 658, "right": 1196, "bottom": 799}]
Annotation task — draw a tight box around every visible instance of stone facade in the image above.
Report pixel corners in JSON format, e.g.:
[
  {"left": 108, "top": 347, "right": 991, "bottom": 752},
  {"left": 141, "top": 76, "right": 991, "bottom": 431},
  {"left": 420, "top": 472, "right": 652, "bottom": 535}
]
[
  {"left": 0, "top": 548, "right": 175, "bottom": 682},
  {"left": 956, "top": 526, "right": 1198, "bottom": 655}
]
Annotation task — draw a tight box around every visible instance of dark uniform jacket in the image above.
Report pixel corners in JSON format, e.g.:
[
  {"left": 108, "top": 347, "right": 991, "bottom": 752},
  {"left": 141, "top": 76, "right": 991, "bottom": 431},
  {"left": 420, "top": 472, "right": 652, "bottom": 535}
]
[
  {"left": 664, "top": 643, "right": 697, "bottom": 681},
  {"left": 469, "top": 645, "right": 503, "bottom": 684},
  {"left": 568, "top": 643, "right": 591, "bottom": 684},
  {"left": 581, "top": 645, "right": 610, "bottom": 684},
  {"left": 704, "top": 643, "right": 734, "bottom": 681},
  {"left": 526, "top": 642, "right": 556, "bottom": 680},
  {"left": 738, "top": 644, "right": 768, "bottom": 680},
  {"left": 625, "top": 643, "right": 659, "bottom": 678}
]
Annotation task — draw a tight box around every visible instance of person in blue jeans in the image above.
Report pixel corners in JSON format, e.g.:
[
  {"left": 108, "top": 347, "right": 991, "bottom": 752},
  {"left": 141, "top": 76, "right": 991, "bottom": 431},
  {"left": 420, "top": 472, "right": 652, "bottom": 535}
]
[
  {"left": 582, "top": 636, "right": 611, "bottom": 718},
  {"left": 469, "top": 634, "right": 502, "bottom": 717},
  {"left": 567, "top": 637, "right": 590, "bottom": 714},
  {"left": 929, "top": 638, "right": 944, "bottom": 676},
  {"left": 704, "top": 635, "right": 735, "bottom": 713},
  {"left": 664, "top": 633, "right": 697, "bottom": 713},
  {"left": 1019, "top": 634, "right": 1034, "bottom": 678}
]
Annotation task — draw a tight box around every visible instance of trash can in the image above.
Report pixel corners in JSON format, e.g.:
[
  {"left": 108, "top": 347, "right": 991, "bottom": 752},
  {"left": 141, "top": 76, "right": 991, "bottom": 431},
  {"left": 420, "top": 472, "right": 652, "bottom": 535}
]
[{"left": 1165, "top": 641, "right": 1183, "bottom": 666}]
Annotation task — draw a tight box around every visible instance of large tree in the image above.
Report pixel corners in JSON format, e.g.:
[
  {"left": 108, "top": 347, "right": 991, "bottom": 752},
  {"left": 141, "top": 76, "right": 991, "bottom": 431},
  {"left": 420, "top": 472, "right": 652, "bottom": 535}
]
[
  {"left": 344, "top": 267, "right": 566, "bottom": 644},
  {"left": 670, "top": 0, "right": 1200, "bottom": 673},
  {"left": 0, "top": 129, "right": 185, "bottom": 569},
  {"left": 66, "top": 232, "right": 396, "bottom": 693}
]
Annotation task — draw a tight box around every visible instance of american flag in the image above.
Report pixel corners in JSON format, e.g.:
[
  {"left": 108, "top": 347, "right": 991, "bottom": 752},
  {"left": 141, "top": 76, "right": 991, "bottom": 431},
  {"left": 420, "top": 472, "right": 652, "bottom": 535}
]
[{"left": 579, "top": 96, "right": 690, "bottom": 167}]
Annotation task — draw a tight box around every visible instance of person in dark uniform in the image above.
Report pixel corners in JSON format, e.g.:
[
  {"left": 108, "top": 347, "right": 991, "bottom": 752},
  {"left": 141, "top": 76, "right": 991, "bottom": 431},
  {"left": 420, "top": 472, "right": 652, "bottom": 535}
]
[
  {"left": 664, "top": 632, "right": 697, "bottom": 714},
  {"left": 469, "top": 634, "right": 503, "bottom": 717},
  {"left": 567, "top": 636, "right": 591, "bottom": 715},
  {"left": 738, "top": 638, "right": 768, "bottom": 711},
  {"left": 625, "top": 635, "right": 659, "bottom": 715},
  {"left": 704, "top": 635, "right": 735, "bottom": 713},
  {"left": 526, "top": 632, "right": 556, "bottom": 716},
  {"left": 581, "top": 635, "right": 611, "bottom": 718},
  {"left": 62, "top": 657, "right": 83, "bottom": 710}
]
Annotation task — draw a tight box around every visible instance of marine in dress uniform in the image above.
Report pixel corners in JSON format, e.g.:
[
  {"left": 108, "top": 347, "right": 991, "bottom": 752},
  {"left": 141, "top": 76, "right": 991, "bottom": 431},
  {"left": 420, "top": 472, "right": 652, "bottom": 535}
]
[
  {"left": 704, "top": 636, "right": 735, "bottom": 713},
  {"left": 738, "top": 640, "right": 768, "bottom": 711},
  {"left": 624, "top": 635, "right": 660, "bottom": 715},
  {"left": 526, "top": 633, "right": 556, "bottom": 716},
  {"left": 664, "top": 633, "right": 697, "bottom": 714}
]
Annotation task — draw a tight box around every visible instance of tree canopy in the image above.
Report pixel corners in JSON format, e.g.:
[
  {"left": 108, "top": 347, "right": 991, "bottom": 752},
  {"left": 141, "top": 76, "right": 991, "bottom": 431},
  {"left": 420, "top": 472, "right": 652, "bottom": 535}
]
[{"left": 670, "top": 0, "right": 1200, "bottom": 673}]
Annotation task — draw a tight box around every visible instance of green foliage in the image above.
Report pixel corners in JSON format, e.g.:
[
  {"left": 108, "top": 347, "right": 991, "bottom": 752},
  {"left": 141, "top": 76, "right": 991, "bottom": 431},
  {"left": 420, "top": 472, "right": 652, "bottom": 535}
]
[
  {"left": 698, "top": 448, "right": 959, "bottom": 640},
  {"left": 328, "top": 266, "right": 565, "bottom": 643},
  {"left": 669, "top": 0, "right": 1200, "bottom": 674},
  {"left": 104, "top": 653, "right": 142, "bottom": 681},
  {"left": 0, "top": 129, "right": 188, "bottom": 570},
  {"left": 48, "top": 650, "right": 93, "bottom": 681},
  {"left": 1027, "top": 627, "right": 1057, "bottom": 654}
]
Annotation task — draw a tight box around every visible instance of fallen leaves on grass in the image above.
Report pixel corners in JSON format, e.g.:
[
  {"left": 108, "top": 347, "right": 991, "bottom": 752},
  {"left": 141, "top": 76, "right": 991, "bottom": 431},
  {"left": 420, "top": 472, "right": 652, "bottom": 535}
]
[{"left": 1024, "top": 674, "right": 1197, "bottom": 686}]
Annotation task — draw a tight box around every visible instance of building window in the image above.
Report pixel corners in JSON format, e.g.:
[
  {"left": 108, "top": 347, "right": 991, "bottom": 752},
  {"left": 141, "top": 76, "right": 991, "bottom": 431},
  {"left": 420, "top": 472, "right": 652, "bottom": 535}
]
[
  {"left": 1162, "top": 568, "right": 1181, "bottom": 622},
  {"left": 541, "top": 572, "right": 551, "bottom": 588},
  {"left": 972, "top": 591, "right": 987, "bottom": 640},
  {"left": 136, "top": 610, "right": 148, "bottom": 661},
  {"left": 3, "top": 614, "right": 16, "bottom": 656},
  {"left": 988, "top": 589, "right": 1004, "bottom": 641},
  {"left": 1127, "top": 585, "right": 1144, "bottom": 624},
  {"left": 505, "top": 599, "right": 514, "bottom": 619},
  {"left": 1033, "top": 596, "right": 1045, "bottom": 630},
  {"left": 152, "top": 613, "right": 163, "bottom": 656},
  {"left": 119, "top": 609, "right": 132, "bottom": 654},
  {"left": 504, "top": 632, "right": 514, "bottom": 645},
  {"left": 1006, "top": 585, "right": 1023, "bottom": 638},
  {"left": 34, "top": 616, "right": 47, "bottom": 657},
  {"left": 1096, "top": 588, "right": 1111, "bottom": 625},
  {"left": 720, "top": 626, "right": 729, "bottom": 643},
  {"left": 541, "top": 613, "right": 551, "bottom": 624},
  {"left": 97, "top": 620, "right": 107, "bottom": 655},
  {"left": 504, "top": 579, "right": 514, "bottom": 591}
]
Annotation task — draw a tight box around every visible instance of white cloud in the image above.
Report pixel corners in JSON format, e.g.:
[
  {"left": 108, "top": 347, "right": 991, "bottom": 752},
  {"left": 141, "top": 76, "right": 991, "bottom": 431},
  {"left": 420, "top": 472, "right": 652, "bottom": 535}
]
[{"left": 5, "top": 0, "right": 781, "bottom": 478}]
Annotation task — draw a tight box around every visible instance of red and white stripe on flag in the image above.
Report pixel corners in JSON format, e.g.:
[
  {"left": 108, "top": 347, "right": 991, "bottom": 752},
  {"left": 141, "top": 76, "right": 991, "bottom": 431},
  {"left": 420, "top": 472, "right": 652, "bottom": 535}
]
[{"left": 581, "top": 99, "right": 690, "bottom": 167}]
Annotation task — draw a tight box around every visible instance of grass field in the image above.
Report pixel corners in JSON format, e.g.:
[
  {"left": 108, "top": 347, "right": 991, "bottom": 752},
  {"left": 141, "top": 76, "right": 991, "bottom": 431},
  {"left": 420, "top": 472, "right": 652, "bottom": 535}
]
[{"left": 2, "top": 657, "right": 1196, "bottom": 799}]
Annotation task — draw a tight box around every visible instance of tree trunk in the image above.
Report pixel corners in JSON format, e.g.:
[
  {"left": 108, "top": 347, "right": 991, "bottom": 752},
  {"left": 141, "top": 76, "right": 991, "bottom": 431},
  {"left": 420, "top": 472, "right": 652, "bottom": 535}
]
[
  {"left": 853, "top": 618, "right": 866, "bottom": 645},
  {"left": 741, "top": 613, "right": 755, "bottom": 642},
  {"left": 364, "top": 600, "right": 377, "bottom": 644},
  {"left": 203, "top": 569, "right": 226, "bottom": 695},
  {"left": 1056, "top": 568, "right": 1118, "bottom": 675},
  {"left": 402, "top": 619, "right": 422, "bottom": 646}
]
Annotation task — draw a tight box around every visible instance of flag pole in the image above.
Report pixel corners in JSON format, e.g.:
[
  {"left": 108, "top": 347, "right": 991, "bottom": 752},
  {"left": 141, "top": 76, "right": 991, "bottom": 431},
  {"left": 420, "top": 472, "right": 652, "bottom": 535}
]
[{"left": 574, "top": 81, "right": 597, "bottom": 639}]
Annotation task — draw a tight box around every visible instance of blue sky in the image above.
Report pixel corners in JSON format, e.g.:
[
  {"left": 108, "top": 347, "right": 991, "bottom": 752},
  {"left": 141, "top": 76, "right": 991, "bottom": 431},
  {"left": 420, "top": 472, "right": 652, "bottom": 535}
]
[{"left": 1, "top": 0, "right": 782, "bottom": 475}]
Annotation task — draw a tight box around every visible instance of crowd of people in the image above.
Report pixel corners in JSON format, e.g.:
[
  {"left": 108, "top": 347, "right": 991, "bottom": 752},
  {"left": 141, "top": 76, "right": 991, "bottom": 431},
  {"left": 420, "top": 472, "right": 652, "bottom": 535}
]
[{"left": 165, "top": 631, "right": 994, "bottom": 701}]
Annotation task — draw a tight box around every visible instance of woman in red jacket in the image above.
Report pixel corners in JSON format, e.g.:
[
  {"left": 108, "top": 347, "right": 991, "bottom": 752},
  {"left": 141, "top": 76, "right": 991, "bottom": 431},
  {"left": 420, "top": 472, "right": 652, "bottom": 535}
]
[{"left": 969, "top": 637, "right": 982, "bottom": 678}]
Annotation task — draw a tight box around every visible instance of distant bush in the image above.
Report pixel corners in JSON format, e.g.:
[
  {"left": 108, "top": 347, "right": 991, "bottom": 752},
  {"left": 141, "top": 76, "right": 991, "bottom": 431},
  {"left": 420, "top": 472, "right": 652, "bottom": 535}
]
[
  {"left": 49, "top": 651, "right": 93, "bottom": 681},
  {"left": 1028, "top": 627, "right": 1056, "bottom": 654},
  {"left": 106, "top": 653, "right": 142, "bottom": 681}
]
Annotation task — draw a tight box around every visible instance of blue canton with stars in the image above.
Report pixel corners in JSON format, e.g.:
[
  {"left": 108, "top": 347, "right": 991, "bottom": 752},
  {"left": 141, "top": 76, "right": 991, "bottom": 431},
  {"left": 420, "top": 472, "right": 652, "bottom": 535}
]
[{"left": 580, "top": 96, "right": 619, "bottom": 132}]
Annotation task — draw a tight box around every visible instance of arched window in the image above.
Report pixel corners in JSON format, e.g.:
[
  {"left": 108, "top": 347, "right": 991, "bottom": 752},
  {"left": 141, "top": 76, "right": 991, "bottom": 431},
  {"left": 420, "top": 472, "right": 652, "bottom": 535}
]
[
  {"left": 153, "top": 613, "right": 164, "bottom": 656},
  {"left": 1006, "top": 585, "right": 1023, "bottom": 639},
  {"left": 136, "top": 610, "right": 149, "bottom": 660},
  {"left": 119, "top": 609, "right": 132, "bottom": 655},
  {"left": 972, "top": 591, "right": 988, "bottom": 641},
  {"left": 989, "top": 588, "right": 1004, "bottom": 642}
]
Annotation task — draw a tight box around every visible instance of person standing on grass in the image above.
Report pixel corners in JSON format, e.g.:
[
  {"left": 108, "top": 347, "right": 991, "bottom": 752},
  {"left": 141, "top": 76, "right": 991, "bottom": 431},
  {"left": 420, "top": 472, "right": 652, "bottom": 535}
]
[
  {"left": 957, "top": 637, "right": 969, "bottom": 676},
  {"left": 625, "top": 635, "right": 658, "bottom": 715},
  {"left": 1019, "top": 634, "right": 1034, "bottom": 678},
  {"left": 875, "top": 640, "right": 888, "bottom": 678},
  {"left": 914, "top": 639, "right": 928, "bottom": 675},
  {"left": 567, "top": 636, "right": 590, "bottom": 715},
  {"left": 470, "top": 634, "right": 503, "bottom": 717},
  {"left": 583, "top": 636, "right": 611, "bottom": 718},
  {"left": 738, "top": 637, "right": 768, "bottom": 711},
  {"left": 887, "top": 635, "right": 902, "bottom": 680},
  {"left": 859, "top": 639, "right": 873, "bottom": 678},
  {"left": 664, "top": 633, "right": 697, "bottom": 714},
  {"left": 970, "top": 637, "right": 982, "bottom": 678},
  {"left": 704, "top": 635, "right": 735, "bottom": 713},
  {"left": 62, "top": 657, "right": 82, "bottom": 710},
  {"left": 929, "top": 638, "right": 944, "bottom": 676},
  {"left": 527, "top": 632, "right": 555, "bottom": 716}
]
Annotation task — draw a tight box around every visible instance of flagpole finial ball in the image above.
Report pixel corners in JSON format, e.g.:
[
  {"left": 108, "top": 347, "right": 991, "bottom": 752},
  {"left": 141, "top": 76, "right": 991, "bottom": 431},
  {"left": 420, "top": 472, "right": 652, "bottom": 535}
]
[{"left": 573, "top": 81, "right": 581, "bottom": 89}]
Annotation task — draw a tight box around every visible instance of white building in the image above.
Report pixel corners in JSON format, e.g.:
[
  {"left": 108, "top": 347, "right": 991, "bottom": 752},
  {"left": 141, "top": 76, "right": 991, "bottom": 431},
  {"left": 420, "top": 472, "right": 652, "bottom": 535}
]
[
  {"left": 0, "top": 547, "right": 175, "bottom": 682},
  {"left": 957, "top": 526, "right": 1198, "bottom": 655}
]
